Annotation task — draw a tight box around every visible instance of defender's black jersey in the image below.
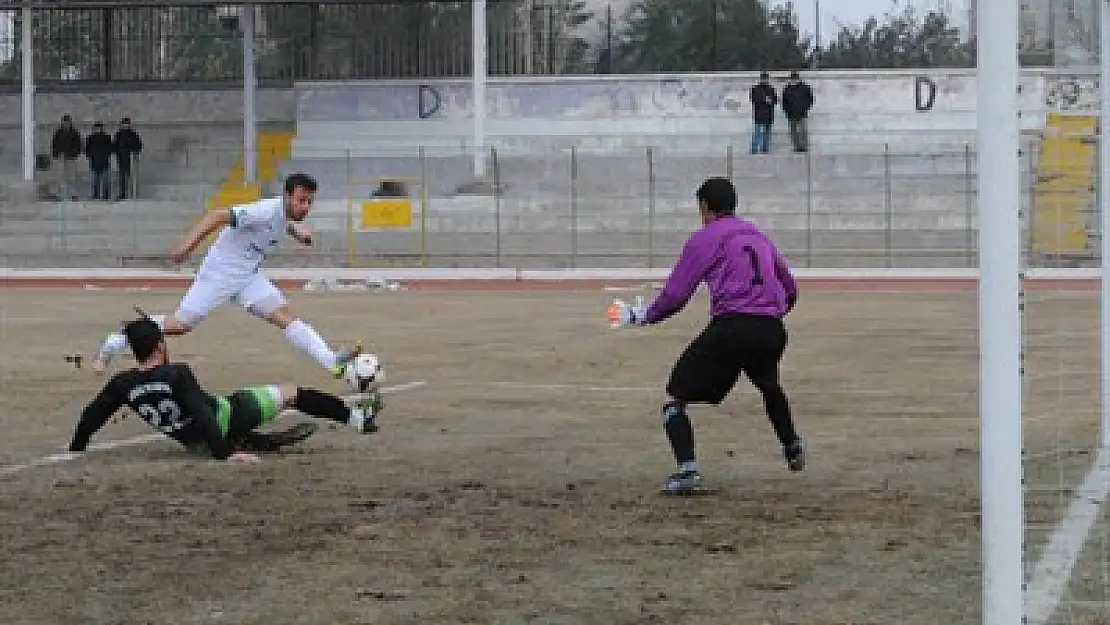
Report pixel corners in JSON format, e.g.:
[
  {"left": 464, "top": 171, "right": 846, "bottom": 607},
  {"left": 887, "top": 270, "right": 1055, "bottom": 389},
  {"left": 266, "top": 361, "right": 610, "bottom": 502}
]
[{"left": 70, "top": 363, "right": 234, "bottom": 460}]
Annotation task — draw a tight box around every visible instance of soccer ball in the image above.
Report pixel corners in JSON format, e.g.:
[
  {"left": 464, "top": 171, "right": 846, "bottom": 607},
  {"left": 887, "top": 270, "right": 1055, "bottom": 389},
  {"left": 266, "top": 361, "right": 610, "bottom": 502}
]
[{"left": 344, "top": 353, "right": 384, "bottom": 392}]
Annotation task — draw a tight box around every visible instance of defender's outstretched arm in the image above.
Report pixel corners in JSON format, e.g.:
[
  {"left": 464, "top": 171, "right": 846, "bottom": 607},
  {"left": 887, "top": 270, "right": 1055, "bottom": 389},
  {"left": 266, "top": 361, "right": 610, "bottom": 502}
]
[{"left": 170, "top": 209, "right": 232, "bottom": 264}]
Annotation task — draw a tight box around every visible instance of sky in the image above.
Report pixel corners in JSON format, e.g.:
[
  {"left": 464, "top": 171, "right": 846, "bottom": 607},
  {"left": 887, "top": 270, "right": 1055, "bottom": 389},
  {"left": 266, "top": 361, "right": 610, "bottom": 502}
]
[{"left": 789, "top": 0, "right": 971, "bottom": 45}]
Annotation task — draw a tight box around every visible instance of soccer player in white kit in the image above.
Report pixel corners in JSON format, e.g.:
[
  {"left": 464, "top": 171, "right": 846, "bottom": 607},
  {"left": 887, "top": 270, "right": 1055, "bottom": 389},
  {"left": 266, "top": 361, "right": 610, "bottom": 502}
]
[{"left": 91, "top": 172, "right": 361, "bottom": 380}]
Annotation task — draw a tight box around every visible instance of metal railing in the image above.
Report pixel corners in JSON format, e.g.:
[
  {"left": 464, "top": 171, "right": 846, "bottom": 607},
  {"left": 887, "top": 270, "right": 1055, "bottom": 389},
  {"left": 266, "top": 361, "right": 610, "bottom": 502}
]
[
  {"left": 0, "top": 1, "right": 1080, "bottom": 85},
  {"left": 280, "top": 145, "right": 1057, "bottom": 270},
  {"left": 0, "top": 143, "right": 1096, "bottom": 270}
]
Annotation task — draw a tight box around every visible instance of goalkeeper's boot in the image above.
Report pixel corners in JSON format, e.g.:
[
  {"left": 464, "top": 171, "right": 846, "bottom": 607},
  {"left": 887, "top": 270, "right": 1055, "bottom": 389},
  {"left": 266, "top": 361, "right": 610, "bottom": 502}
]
[
  {"left": 328, "top": 343, "right": 363, "bottom": 379},
  {"left": 663, "top": 469, "right": 704, "bottom": 495},
  {"left": 353, "top": 389, "right": 383, "bottom": 434},
  {"left": 784, "top": 438, "right": 806, "bottom": 472}
]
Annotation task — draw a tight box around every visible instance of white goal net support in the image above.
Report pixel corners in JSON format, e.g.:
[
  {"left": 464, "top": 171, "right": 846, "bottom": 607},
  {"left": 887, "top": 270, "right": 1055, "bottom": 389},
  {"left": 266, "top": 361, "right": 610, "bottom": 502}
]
[{"left": 1004, "top": 1, "right": 1110, "bottom": 623}]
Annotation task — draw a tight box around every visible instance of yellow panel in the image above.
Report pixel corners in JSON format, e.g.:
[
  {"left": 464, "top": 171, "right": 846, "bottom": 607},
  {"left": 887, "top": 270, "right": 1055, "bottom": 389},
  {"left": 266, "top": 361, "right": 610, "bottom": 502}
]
[
  {"left": 1034, "top": 202, "right": 1088, "bottom": 225},
  {"left": 360, "top": 199, "right": 413, "bottom": 229},
  {"left": 203, "top": 130, "right": 295, "bottom": 226},
  {"left": 206, "top": 183, "right": 262, "bottom": 211},
  {"left": 1031, "top": 114, "right": 1097, "bottom": 255},
  {"left": 1032, "top": 225, "right": 1089, "bottom": 252}
]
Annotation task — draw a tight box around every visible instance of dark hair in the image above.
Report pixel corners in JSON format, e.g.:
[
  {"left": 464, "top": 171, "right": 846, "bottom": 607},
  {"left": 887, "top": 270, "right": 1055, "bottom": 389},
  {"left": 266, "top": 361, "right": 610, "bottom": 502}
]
[
  {"left": 123, "top": 317, "right": 164, "bottom": 362},
  {"left": 284, "top": 172, "right": 318, "bottom": 195},
  {"left": 696, "top": 177, "right": 737, "bottom": 216}
]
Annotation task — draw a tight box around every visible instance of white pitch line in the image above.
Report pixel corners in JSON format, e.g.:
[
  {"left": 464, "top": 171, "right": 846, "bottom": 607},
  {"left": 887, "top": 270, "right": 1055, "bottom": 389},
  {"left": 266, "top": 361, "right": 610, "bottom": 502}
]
[
  {"left": 483, "top": 381, "right": 929, "bottom": 398},
  {"left": 487, "top": 381, "right": 657, "bottom": 393},
  {"left": 0, "top": 380, "right": 428, "bottom": 480},
  {"left": 1024, "top": 448, "right": 1110, "bottom": 625}
]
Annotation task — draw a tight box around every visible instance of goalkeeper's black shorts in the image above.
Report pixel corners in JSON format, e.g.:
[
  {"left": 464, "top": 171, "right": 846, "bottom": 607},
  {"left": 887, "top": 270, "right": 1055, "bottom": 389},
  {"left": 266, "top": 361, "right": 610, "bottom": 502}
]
[{"left": 666, "top": 313, "right": 787, "bottom": 405}]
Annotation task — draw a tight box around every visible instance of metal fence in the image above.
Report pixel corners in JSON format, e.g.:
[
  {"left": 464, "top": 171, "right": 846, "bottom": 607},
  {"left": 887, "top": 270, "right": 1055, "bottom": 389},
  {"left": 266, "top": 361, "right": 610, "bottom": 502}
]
[
  {"left": 0, "top": 0, "right": 1081, "bottom": 84},
  {"left": 311, "top": 145, "right": 1027, "bottom": 270},
  {"left": 1, "top": 2, "right": 594, "bottom": 82},
  {"left": 1, "top": 144, "right": 1095, "bottom": 271}
]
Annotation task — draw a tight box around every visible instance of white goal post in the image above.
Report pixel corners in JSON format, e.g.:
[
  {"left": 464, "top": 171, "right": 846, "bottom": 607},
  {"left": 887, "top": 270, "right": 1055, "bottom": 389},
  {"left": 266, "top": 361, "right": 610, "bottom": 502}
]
[{"left": 977, "top": 0, "right": 1023, "bottom": 623}]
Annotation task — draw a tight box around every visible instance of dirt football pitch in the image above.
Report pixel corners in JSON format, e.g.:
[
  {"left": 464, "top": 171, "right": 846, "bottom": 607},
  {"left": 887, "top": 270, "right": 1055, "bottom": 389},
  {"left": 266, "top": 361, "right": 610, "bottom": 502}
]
[{"left": 0, "top": 281, "right": 1102, "bottom": 625}]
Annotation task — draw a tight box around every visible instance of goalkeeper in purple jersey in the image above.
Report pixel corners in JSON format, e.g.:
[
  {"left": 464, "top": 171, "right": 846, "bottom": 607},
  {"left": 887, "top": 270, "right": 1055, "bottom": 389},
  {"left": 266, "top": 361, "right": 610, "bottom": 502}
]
[{"left": 610, "top": 177, "right": 805, "bottom": 494}]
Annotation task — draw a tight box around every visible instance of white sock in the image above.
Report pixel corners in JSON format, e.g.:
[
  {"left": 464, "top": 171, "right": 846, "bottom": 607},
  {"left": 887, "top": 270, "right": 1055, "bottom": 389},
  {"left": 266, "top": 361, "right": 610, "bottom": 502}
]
[
  {"left": 348, "top": 406, "right": 366, "bottom": 429},
  {"left": 97, "top": 314, "right": 168, "bottom": 362},
  {"left": 284, "top": 319, "right": 338, "bottom": 371},
  {"left": 97, "top": 332, "right": 129, "bottom": 362},
  {"left": 681, "top": 461, "right": 697, "bottom": 473}
]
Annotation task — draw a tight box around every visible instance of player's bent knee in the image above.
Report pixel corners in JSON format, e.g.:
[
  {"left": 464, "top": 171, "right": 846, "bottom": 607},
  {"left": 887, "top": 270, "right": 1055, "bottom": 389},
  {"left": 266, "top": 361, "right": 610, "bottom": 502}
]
[{"left": 170, "top": 311, "right": 202, "bottom": 332}]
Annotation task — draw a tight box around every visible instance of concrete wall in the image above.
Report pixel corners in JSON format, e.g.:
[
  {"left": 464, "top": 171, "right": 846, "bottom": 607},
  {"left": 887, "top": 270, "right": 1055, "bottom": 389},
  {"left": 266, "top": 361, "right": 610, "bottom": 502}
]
[
  {"left": 290, "top": 69, "right": 1103, "bottom": 155},
  {"left": 0, "top": 86, "right": 296, "bottom": 128},
  {"left": 0, "top": 69, "right": 1094, "bottom": 269},
  {"left": 0, "top": 86, "right": 297, "bottom": 199}
]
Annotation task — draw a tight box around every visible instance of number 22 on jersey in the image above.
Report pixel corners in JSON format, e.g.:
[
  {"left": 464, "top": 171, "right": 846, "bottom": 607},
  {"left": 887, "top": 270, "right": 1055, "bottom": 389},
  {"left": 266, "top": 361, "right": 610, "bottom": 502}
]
[{"left": 136, "top": 398, "right": 186, "bottom": 434}]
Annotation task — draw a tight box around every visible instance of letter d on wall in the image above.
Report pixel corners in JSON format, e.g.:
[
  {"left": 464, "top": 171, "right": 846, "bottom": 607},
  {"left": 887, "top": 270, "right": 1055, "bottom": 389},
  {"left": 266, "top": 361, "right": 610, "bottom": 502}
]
[
  {"left": 418, "top": 85, "right": 441, "bottom": 119},
  {"left": 915, "top": 76, "right": 937, "bottom": 112}
]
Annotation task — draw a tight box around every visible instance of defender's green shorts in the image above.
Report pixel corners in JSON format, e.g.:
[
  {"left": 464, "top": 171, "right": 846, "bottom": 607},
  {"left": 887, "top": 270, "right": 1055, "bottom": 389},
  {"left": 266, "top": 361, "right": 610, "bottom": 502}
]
[{"left": 215, "top": 385, "right": 284, "bottom": 438}]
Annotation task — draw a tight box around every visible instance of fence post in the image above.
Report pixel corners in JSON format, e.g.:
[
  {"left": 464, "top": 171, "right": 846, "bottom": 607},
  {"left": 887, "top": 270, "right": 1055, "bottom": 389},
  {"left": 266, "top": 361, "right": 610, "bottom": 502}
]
[
  {"left": 805, "top": 150, "right": 813, "bottom": 267},
  {"left": 884, "top": 143, "right": 893, "bottom": 268},
  {"left": 344, "top": 148, "right": 355, "bottom": 267},
  {"left": 492, "top": 146, "right": 501, "bottom": 268},
  {"left": 965, "top": 143, "right": 975, "bottom": 267},
  {"left": 131, "top": 197, "right": 139, "bottom": 255},
  {"left": 570, "top": 145, "right": 578, "bottom": 269},
  {"left": 1025, "top": 142, "right": 1037, "bottom": 269},
  {"left": 419, "top": 146, "right": 429, "bottom": 267},
  {"left": 647, "top": 146, "right": 656, "bottom": 269},
  {"left": 57, "top": 199, "right": 67, "bottom": 254},
  {"left": 131, "top": 157, "right": 140, "bottom": 200}
]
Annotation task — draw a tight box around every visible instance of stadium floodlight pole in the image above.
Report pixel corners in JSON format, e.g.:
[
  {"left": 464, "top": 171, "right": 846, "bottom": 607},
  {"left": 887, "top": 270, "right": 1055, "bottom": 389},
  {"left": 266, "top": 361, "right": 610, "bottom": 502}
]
[
  {"left": 472, "top": 0, "right": 487, "bottom": 179},
  {"left": 1098, "top": 0, "right": 1110, "bottom": 444},
  {"left": 20, "top": 5, "right": 33, "bottom": 183},
  {"left": 977, "top": 0, "right": 1024, "bottom": 623},
  {"left": 242, "top": 3, "right": 257, "bottom": 186}
]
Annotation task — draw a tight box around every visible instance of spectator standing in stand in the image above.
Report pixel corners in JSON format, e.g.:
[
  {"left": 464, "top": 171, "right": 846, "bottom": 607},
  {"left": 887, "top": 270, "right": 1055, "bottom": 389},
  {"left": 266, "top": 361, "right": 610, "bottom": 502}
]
[
  {"left": 749, "top": 72, "right": 778, "bottom": 155},
  {"left": 782, "top": 71, "right": 815, "bottom": 153},
  {"left": 85, "top": 123, "right": 115, "bottom": 201},
  {"left": 114, "top": 117, "right": 143, "bottom": 200},
  {"left": 51, "top": 115, "right": 82, "bottom": 200}
]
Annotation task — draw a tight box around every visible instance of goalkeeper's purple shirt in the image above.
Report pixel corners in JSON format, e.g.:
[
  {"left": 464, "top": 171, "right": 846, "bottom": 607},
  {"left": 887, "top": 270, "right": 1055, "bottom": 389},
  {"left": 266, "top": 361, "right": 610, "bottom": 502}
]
[{"left": 643, "top": 215, "right": 798, "bottom": 324}]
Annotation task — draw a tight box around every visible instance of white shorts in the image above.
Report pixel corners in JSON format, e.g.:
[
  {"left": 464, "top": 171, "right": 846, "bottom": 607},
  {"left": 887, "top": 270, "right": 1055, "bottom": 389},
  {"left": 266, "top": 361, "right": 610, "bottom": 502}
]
[{"left": 174, "top": 272, "right": 287, "bottom": 327}]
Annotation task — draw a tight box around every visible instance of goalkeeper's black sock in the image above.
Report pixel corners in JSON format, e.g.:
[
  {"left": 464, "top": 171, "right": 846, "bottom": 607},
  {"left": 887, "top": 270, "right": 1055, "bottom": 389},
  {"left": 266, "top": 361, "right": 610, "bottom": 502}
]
[
  {"left": 757, "top": 381, "right": 798, "bottom": 448},
  {"left": 293, "top": 387, "right": 350, "bottom": 424},
  {"left": 662, "top": 402, "right": 695, "bottom": 467}
]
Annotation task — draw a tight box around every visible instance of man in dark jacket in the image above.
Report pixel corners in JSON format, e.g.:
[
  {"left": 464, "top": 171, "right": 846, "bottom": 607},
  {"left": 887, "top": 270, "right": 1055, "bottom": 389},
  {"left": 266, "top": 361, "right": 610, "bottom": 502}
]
[
  {"left": 50, "top": 115, "right": 82, "bottom": 200},
  {"left": 749, "top": 72, "right": 778, "bottom": 154},
  {"left": 114, "top": 117, "right": 143, "bottom": 199},
  {"left": 85, "top": 123, "right": 115, "bottom": 200},
  {"left": 782, "top": 71, "right": 815, "bottom": 153}
]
